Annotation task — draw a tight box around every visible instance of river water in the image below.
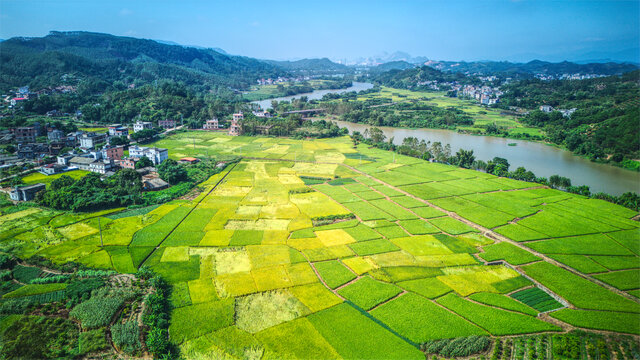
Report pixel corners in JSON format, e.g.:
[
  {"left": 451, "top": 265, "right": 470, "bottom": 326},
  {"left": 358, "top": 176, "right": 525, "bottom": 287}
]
[
  {"left": 253, "top": 82, "right": 374, "bottom": 110},
  {"left": 252, "top": 83, "right": 640, "bottom": 195}
]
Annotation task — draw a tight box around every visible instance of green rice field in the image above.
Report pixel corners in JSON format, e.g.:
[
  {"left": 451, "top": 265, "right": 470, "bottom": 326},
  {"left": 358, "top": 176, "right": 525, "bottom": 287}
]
[{"left": 1, "top": 131, "right": 639, "bottom": 359}]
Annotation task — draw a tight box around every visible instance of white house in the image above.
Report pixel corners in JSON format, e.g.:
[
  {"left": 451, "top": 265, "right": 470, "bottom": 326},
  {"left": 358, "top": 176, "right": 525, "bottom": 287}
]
[
  {"left": 133, "top": 121, "right": 153, "bottom": 132},
  {"left": 129, "top": 145, "right": 168, "bottom": 165}
]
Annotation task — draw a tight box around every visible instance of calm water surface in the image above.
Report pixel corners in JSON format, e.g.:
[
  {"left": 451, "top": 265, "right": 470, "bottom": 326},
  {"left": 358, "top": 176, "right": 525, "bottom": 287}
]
[{"left": 253, "top": 83, "right": 640, "bottom": 195}]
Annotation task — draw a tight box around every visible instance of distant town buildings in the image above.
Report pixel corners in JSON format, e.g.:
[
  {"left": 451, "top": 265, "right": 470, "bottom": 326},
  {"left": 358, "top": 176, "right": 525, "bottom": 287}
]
[{"left": 229, "top": 113, "right": 243, "bottom": 136}]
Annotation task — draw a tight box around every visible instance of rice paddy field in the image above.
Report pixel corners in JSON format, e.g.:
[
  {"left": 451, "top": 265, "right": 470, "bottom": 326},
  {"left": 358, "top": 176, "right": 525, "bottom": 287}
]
[{"left": 1, "top": 131, "right": 638, "bottom": 359}]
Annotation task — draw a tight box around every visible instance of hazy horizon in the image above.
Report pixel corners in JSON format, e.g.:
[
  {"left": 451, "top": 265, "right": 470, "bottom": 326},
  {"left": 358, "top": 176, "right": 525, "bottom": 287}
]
[{"left": 0, "top": 0, "right": 638, "bottom": 63}]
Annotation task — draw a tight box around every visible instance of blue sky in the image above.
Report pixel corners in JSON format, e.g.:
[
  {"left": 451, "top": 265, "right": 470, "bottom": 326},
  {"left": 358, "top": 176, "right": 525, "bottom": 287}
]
[{"left": 0, "top": 0, "right": 638, "bottom": 62}]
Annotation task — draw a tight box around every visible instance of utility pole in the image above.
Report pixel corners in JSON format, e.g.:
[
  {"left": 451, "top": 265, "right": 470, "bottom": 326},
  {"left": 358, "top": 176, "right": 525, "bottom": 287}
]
[{"left": 98, "top": 217, "right": 103, "bottom": 248}]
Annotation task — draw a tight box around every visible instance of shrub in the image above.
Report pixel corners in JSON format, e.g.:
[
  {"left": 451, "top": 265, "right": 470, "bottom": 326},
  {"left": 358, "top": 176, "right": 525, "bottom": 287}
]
[
  {"left": 78, "top": 328, "right": 108, "bottom": 355},
  {"left": 30, "top": 274, "right": 70, "bottom": 284},
  {"left": 421, "top": 336, "right": 492, "bottom": 357},
  {"left": 70, "top": 289, "right": 131, "bottom": 329},
  {"left": 111, "top": 320, "right": 142, "bottom": 355}
]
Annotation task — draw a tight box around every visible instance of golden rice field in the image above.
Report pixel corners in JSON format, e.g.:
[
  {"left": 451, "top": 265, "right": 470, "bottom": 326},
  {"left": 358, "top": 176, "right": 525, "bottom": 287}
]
[{"left": 2, "top": 132, "right": 638, "bottom": 359}]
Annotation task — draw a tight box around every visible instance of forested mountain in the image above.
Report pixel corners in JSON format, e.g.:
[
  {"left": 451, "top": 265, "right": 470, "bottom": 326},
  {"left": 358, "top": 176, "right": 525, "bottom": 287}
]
[
  {"left": 264, "top": 58, "right": 350, "bottom": 74},
  {"left": 0, "top": 31, "right": 285, "bottom": 92},
  {"left": 368, "top": 61, "right": 415, "bottom": 73},
  {"left": 427, "top": 59, "right": 638, "bottom": 77},
  {"left": 370, "top": 65, "right": 477, "bottom": 88}
]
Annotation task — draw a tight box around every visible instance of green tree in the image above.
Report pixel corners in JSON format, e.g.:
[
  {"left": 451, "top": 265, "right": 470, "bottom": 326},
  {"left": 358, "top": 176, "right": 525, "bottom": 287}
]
[
  {"left": 157, "top": 159, "right": 188, "bottom": 185},
  {"left": 135, "top": 156, "right": 153, "bottom": 169}
]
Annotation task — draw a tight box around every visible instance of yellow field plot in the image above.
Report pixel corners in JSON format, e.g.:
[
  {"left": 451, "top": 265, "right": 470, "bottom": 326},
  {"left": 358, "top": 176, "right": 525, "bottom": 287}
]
[
  {"left": 213, "top": 185, "right": 252, "bottom": 197},
  {"left": 188, "top": 278, "right": 218, "bottom": 304},
  {"left": 240, "top": 192, "right": 268, "bottom": 206},
  {"left": 189, "top": 247, "right": 219, "bottom": 257},
  {"left": 289, "top": 283, "right": 342, "bottom": 313},
  {"left": 302, "top": 142, "right": 321, "bottom": 151},
  {"left": 264, "top": 144, "right": 290, "bottom": 154},
  {"left": 199, "top": 229, "right": 233, "bottom": 246},
  {"left": 292, "top": 162, "right": 337, "bottom": 178},
  {"left": 290, "top": 192, "right": 350, "bottom": 219},
  {"left": 329, "top": 245, "right": 356, "bottom": 258},
  {"left": 208, "top": 137, "right": 232, "bottom": 143},
  {"left": 252, "top": 265, "right": 294, "bottom": 292},
  {"left": 225, "top": 219, "right": 291, "bottom": 231},
  {"left": 260, "top": 203, "right": 300, "bottom": 219},
  {"left": 246, "top": 245, "right": 291, "bottom": 269},
  {"left": 381, "top": 163, "right": 406, "bottom": 171},
  {"left": 438, "top": 266, "right": 519, "bottom": 296},
  {"left": 215, "top": 271, "right": 257, "bottom": 297},
  {"left": 391, "top": 235, "right": 454, "bottom": 256},
  {"left": 288, "top": 215, "right": 313, "bottom": 232},
  {"left": 214, "top": 250, "right": 251, "bottom": 275},
  {"left": 343, "top": 256, "right": 378, "bottom": 275},
  {"left": 161, "top": 246, "right": 190, "bottom": 262},
  {"left": 0, "top": 208, "right": 40, "bottom": 224},
  {"left": 415, "top": 254, "right": 479, "bottom": 267},
  {"left": 314, "top": 151, "right": 346, "bottom": 163},
  {"left": 286, "top": 263, "right": 319, "bottom": 286},
  {"left": 288, "top": 237, "right": 324, "bottom": 251},
  {"left": 198, "top": 255, "right": 215, "bottom": 279},
  {"left": 262, "top": 230, "right": 288, "bottom": 245},
  {"left": 278, "top": 174, "right": 304, "bottom": 185},
  {"left": 252, "top": 138, "right": 271, "bottom": 143},
  {"left": 370, "top": 251, "right": 419, "bottom": 267},
  {"left": 315, "top": 229, "right": 356, "bottom": 247},
  {"left": 233, "top": 205, "right": 262, "bottom": 220},
  {"left": 57, "top": 222, "right": 98, "bottom": 241}
]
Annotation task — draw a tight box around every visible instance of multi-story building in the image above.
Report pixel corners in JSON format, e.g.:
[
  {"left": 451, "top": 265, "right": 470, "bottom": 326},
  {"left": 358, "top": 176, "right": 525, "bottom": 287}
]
[
  {"left": 133, "top": 121, "right": 153, "bottom": 132},
  {"left": 203, "top": 118, "right": 219, "bottom": 130},
  {"left": 101, "top": 145, "right": 124, "bottom": 160},
  {"left": 108, "top": 124, "right": 129, "bottom": 137},
  {"left": 229, "top": 113, "right": 243, "bottom": 136},
  {"left": 158, "top": 120, "right": 177, "bottom": 129},
  {"left": 89, "top": 159, "right": 115, "bottom": 174},
  {"left": 129, "top": 145, "right": 168, "bottom": 165},
  {"left": 118, "top": 157, "right": 138, "bottom": 169},
  {"left": 13, "top": 127, "right": 37, "bottom": 143},
  {"left": 79, "top": 132, "right": 108, "bottom": 149}
]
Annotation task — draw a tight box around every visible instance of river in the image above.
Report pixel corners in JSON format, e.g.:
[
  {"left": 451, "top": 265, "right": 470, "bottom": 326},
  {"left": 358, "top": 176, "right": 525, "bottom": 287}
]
[
  {"left": 253, "top": 82, "right": 374, "bottom": 110},
  {"left": 252, "top": 83, "right": 640, "bottom": 195}
]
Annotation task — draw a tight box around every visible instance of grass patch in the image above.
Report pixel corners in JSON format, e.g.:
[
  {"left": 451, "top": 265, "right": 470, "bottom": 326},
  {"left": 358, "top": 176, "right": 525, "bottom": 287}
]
[
  {"left": 308, "top": 303, "right": 425, "bottom": 360},
  {"left": 314, "top": 260, "right": 356, "bottom": 289},
  {"left": 337, "top": 276, "right": 402, "bottom": 310},
  {"left": 169, "top": 299, "right": 235, "bottom": 344},
  {"left": 480, "top": 242, "right": 540, "bottom": 265},
  {"left": 436, "top": 293, "right": 561, "bottom": 335},
  {"left": 371, "top": 292, "right": 487, "bottom": 342}
]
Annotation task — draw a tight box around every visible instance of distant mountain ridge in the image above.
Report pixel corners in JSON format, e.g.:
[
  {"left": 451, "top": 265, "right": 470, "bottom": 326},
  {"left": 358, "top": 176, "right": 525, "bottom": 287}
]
[
  {"left": 425, "top": 59, "right": 639, "bottom": 77},
  {"left": 0, "top": 31, "right": 285, "bottom": 91},
  {"left": 263, "top": 58, "right": 349, "bottom": 73}
]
